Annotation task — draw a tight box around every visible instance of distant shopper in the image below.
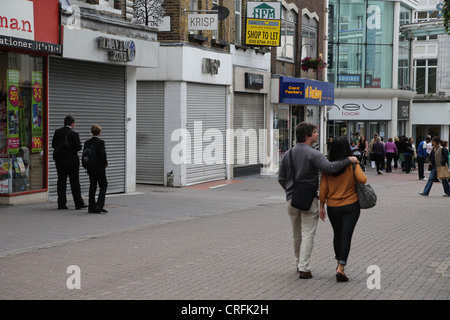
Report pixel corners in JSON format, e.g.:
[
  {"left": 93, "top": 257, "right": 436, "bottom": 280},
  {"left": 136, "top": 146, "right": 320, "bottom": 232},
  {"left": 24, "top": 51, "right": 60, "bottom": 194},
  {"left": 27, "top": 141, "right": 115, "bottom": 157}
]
[
  {"left": 319, "top": 136, "right": 367, "bottom": 282},
  {"left": 419, "top": 137, "right": 450, "bottom": 197},
  {"left": 371, "top": 137, "right": 385, "bottom": 175},
  {"left": 417, "top": 136, "right": 431, "bottom": 180},
  {"left": 384, "top": 138, "right": 397, "bottom": 173},
  {"left": 84, "top": 125, "right": 108, "bottom": 213},
  {"left": 278, "top": 123, "right": 358, "bottom": 280},
  {"left": 403, "top": 137, "right": 413, "bottom": 174},
  {"left": 52, "top": 115, "right": 87, "bottom": 210},
  {"left": 356, "top": 135, "right": 368, "bottom": 169}
]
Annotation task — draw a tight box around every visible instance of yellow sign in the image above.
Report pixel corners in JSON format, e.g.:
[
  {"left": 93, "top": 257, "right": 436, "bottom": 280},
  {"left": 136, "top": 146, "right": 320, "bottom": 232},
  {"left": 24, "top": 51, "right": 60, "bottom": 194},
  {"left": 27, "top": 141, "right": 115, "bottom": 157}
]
[{"left": 245, "top": 19, "right": 281, "bottom": 47}]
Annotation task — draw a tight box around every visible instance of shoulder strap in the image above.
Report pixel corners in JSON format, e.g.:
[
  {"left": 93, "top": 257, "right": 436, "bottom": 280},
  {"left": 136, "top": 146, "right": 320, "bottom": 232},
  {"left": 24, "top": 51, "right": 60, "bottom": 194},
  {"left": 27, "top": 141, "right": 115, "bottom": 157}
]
[{"left": 289, "top": 148, "right": 297, "bottom": 185}]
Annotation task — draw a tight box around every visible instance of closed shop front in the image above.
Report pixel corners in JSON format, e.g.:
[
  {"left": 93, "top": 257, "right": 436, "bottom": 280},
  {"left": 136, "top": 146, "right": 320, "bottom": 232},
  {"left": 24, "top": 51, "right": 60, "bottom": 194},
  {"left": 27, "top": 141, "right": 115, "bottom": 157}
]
[
  {"left": 186, "top": 83, "right": 227, "bottom": 185},
  {"left": 48, "top": 57, "right": 126, "bottom": 197},
  {"left": 233, "top": 93, "right": 265, "bottom": 176},
  {"left": 136, "top": 81, "right": 165, "bottom": 185}
]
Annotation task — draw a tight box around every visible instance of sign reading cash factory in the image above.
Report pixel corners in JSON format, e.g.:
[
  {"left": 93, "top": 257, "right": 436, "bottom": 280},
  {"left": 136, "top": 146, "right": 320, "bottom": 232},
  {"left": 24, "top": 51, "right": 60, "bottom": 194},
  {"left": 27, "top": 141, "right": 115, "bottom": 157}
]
[{"left": 245, "top": 2, "right": 281, "bottom": 47}]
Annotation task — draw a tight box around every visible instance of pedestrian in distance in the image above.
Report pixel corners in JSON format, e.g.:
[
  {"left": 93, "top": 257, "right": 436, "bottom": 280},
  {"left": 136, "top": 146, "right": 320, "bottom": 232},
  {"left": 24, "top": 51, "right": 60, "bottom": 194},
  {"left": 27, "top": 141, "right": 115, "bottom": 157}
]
[
  {"left": 356, "top": 135, "right": 368, "bottom": 169},
  {"left": 393, "top": 136, "right": 400, "bottom": 169},
  {"left": 83, "top": 125, "right": 109, "bottom": 213},
  {"left": 278, "top": 123, "right": 359, "bottom": 280},
  {"left": 417, "top": 136, "right": 431, "bottom": 180},
  {"left": 52, "top": 115, "right": 88, "bottom": 210},
  {"left": 419, "top": 137, "right": 450, "bottom": 197},
  {"left": 371, "top": 137, "right": 385, "bottom": 175},
  {"left": 403, "top": 137, "right": 414, "bottom": 174},
  {"left": 319, "top": 136, "right": 367, "bottom": 282},
  {"left": 384, "top": 138, "right": 397, "bottom": 173}
]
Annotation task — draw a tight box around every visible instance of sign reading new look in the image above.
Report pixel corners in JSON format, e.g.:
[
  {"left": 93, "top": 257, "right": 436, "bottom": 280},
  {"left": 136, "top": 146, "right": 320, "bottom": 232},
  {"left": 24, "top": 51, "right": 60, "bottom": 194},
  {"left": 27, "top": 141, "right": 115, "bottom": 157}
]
[{"left": 273, "top": 77, "right": 334, "bottom": 106}]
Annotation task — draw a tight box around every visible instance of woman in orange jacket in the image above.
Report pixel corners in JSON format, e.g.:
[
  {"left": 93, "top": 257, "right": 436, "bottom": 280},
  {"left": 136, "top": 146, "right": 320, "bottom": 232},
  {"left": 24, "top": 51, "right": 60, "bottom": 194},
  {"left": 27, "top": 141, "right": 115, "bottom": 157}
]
[{"left": 319, "top": 136, "right": 367, "bottom": 282}]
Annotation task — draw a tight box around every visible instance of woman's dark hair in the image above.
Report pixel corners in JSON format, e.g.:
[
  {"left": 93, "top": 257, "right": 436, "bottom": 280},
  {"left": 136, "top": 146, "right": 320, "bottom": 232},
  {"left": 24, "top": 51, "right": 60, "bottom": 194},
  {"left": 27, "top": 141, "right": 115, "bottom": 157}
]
[
  {"left": 328, "top": 136, "right": 352, "bottom": 176},
  {"left": 295, "top": 122, "right": 316, "bottom": 143}
]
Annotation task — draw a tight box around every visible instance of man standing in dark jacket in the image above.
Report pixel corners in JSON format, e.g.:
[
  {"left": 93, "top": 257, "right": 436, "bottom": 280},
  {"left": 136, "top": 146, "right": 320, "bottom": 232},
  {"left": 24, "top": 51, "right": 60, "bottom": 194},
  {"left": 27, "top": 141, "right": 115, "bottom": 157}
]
[
  {"left": 52, "top": 115, "right": 87, "bottom": 210},
  {"left": 84, "top": 125, "right": 108, "bottom": 213}
]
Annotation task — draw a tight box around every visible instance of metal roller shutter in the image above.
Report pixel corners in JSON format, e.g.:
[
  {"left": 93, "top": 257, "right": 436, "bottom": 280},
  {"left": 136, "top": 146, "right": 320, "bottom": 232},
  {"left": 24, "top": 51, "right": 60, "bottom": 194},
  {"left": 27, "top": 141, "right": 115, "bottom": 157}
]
[
  {"left": 186, "top": 83, "right": 227, "bottom": 185},
  {"left": 233, "top": 93, "right": 265, "bottom": 176},
  {"left": 48, "top": 57, "right": 126, "bottom": 198},
  {"left": 136, "top": 81, "right": 164, "bottom": 184}
]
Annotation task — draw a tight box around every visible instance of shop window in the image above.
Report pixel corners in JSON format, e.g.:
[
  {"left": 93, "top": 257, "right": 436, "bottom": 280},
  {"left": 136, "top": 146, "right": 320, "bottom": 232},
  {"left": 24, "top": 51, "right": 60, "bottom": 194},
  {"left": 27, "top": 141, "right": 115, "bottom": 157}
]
[{"left": 0, "top": 52, "right": 45, "bottom": 194}]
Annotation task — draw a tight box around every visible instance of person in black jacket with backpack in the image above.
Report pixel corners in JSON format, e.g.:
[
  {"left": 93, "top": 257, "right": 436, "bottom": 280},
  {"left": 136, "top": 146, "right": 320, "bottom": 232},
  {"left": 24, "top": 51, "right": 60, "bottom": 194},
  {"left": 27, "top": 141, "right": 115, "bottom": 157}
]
[
  {"left": 83, "top": 125, "right": 108, "bottom": 213},
  {"left": 52, "top": 115, "right": 87, "bottom": 210}
]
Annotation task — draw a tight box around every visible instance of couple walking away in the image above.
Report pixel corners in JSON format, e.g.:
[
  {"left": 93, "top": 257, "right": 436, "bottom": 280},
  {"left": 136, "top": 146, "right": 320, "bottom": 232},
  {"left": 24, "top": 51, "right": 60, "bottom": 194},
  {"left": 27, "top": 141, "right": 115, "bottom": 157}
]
[
  {"left": 278, "top": 122, "right": 366, "bottom": 282},
  {"left": 52, "top": 116, "right": 108, "bottom": 213}
]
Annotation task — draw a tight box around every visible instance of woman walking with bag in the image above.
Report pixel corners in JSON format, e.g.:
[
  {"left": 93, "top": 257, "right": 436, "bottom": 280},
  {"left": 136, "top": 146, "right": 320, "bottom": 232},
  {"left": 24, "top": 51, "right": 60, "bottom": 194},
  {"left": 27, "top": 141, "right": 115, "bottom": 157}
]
[
  {"left": 319, "top": 136, "right": 368, "bottom": 282},
  {"left": 419, "top": 137, "right": 450, "bottom": 197}
]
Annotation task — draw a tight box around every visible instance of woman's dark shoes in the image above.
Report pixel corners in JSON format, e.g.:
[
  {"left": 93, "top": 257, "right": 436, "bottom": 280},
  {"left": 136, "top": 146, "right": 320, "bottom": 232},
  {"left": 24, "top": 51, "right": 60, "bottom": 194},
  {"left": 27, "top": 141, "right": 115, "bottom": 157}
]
[
  {"left": 75, "top": 203, "right": 88, "bottom": 210},
  {"left": 299, "top": 271, "right": 313, "bottom": 279},
  {"left": 336, "top": 272, "right": 349, "bottom": 282}
]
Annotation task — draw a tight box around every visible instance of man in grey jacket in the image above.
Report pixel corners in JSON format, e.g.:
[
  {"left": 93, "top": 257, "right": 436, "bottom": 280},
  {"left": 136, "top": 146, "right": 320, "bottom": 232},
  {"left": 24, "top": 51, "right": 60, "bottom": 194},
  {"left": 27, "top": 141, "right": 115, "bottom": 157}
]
[{"left": 278, "top": 122, "right": 358, "bottom": 279}]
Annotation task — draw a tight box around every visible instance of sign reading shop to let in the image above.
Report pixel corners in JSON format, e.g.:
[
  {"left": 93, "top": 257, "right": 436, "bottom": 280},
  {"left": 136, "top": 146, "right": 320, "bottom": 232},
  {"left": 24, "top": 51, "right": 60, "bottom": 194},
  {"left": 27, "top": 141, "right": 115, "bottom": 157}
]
[{"left": 245, "top": 2, "right": 281, "bottom": 47}]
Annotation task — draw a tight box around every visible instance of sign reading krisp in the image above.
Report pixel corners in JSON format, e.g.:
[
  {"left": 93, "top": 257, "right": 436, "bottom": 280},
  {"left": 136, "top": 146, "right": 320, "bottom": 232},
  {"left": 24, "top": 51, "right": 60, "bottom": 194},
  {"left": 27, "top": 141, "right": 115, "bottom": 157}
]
[
  {"left": 245, "top": 2, "right": 281, "bottom": 47},
  {"left": 278, "top": 77, "right": 334, "bottom": 106},
  {"left": 188, "top": 14, "right": 218, "bottom": 31},
  {"left": 98, "top": 36, "right": 136, "bottom": 62}
]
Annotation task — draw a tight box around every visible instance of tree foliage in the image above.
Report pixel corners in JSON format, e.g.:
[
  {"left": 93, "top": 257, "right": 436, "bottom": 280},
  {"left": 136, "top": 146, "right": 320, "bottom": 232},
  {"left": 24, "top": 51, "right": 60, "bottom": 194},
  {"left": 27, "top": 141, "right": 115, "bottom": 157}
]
[
  {"left": 133, "top": 0, "right": 165, "bottom": 27},
  {"left": 444, "top": 0, "right": 450, "bottom": 34}
]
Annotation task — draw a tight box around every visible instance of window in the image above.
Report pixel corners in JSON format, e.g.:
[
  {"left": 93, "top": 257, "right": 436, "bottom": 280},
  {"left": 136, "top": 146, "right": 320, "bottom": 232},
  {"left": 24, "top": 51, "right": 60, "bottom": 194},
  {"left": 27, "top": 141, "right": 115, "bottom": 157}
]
[
  {"left": 414, "top": 59, "right": 437, "bottom": 94},
  {"left": 277, "top": 8, "right": 297, "bottom": 61},
  {"left": 0, "top": 52, "right": 45, "bottom": 194},
  {"left": 235, "top": 0, "right": 241, "bottom": 44},
  {"left": 301, "top": 15, "right": 318, "bottom": 58}
]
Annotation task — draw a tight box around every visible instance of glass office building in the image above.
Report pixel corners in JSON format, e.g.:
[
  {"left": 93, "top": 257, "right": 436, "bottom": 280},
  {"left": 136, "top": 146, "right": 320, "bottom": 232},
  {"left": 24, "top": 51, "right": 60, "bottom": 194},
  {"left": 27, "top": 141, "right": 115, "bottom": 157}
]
[{"left": 326, "top": 0, "right": 417, "bottom": 142}]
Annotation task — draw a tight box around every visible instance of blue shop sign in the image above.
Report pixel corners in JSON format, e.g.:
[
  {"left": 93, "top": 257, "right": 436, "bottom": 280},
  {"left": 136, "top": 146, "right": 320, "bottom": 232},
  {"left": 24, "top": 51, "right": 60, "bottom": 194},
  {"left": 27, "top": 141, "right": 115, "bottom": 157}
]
[{"left": 278, "top": 77, "right": 334, "bottom": 105}]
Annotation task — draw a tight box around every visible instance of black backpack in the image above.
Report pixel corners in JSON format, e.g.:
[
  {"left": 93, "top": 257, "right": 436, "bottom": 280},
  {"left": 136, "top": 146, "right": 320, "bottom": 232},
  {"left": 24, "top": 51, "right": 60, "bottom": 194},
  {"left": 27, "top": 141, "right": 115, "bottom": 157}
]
[
  {"left": 82, "top": 140, "right": 96, "bottom": 169},
  {"left": 53, "top": 135, "right": 70, "bottom": 160}
]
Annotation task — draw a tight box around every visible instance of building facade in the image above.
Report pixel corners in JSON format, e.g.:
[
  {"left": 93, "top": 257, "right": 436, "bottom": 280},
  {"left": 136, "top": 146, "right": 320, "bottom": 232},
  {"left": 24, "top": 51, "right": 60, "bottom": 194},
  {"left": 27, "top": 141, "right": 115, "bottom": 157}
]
[
  {"left": 326, "top": 0, "right": 419, "bottom": 144},
  {"left": 410, "top": 0, "right": 450, "bottom": 143}
]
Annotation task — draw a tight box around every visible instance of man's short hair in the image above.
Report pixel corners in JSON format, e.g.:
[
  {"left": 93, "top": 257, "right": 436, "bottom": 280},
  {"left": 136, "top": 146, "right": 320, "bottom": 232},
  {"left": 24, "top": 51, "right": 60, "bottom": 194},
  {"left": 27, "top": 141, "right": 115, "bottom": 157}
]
[
  {"left": 295, "top": 122, "right": 316, "bottom": 143},
  {"left": 432, "top": 136, "right": 440, "bottom": 144},
  {"left": 64, "top": 115, "right": 75, "bottom": 126},
  {"left": 91, "top": 125, "right": 102, "bottom": 136}
]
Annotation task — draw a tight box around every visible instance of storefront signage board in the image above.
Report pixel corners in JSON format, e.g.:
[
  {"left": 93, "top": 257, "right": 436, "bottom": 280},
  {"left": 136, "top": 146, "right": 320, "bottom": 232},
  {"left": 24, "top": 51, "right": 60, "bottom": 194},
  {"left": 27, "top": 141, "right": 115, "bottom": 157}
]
[
  {"left": 277, "top": 77, "right": 334, "bottom": 106},
  {"left": 328, "top": 99, "right": 392, "bottom": 120}
]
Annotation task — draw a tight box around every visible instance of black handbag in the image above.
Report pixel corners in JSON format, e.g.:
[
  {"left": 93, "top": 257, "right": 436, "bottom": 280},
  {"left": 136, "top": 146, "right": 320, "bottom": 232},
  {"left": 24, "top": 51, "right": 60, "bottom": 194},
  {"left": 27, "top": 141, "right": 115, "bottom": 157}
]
[
  {"left": 289, "top": 149, "right": 316, "bottom": 211},
  {"left": 352, "top": 164, "right": 377, "bottom": 209}
]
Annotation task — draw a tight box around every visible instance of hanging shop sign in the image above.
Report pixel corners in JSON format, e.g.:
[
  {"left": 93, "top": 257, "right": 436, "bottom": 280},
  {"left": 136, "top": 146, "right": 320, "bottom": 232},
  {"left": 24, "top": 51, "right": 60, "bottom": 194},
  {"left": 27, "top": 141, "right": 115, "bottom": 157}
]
[
  {"left": 275, "top": 77, "right": 334, "bottom": 106},
  {"left": 188, "top": 14, "right": 218, "bottom": 31},
  {"left": 245, "top": 2, "right": 281, "bottom": 47}
]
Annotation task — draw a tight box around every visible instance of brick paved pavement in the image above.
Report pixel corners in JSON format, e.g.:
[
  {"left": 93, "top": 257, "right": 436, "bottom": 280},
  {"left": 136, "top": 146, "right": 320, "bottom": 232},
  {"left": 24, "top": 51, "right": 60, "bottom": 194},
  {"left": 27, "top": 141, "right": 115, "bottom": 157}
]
[{"left": 0, "top": 168, "right": 448, "bottom": 301}]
